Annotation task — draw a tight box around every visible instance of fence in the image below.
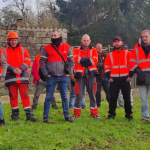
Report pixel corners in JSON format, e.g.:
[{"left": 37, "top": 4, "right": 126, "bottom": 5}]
[{"left": 72, "top": 45, "right": 137, "bottom": 88}]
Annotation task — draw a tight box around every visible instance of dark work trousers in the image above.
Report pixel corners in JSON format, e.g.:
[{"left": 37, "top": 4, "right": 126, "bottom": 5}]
[
  {"left": 32, "top": 80, "right": 57, "bottom": 109},
  {"left": 108, "top": 81, "right": 132, "bottom": 117},
  {"left": 73, "top": 75, "right": 98, "bottom": 117},
  {"left": 96, "top": 78, "right": 110, "bottom": 107}
]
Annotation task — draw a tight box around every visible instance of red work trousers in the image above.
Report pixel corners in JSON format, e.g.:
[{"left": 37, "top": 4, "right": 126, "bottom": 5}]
[{"left": 8, "top": 83, "right": 31, "bottom": 109}]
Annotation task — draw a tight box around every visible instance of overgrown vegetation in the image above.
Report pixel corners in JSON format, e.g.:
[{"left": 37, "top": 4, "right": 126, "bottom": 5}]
[{"left": 1, "top": 0, "right": 150, "bottom": 47}]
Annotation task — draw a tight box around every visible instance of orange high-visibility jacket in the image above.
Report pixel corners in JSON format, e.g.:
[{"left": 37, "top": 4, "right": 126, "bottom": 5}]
[
  {"left": 130, "top": 43, "right": 150, "bottom": 71},
  {"left": 130, "top": 43, "right": 150, "bottom": 85},
  {"left": 73, "top": 46, "right": 98, "bottom": 77},
  {"left": 104, "top": 49, "right": 132, "bottom": 79},
  {"left": 4, "top": 44, "right": 31, "bottom": 86}
]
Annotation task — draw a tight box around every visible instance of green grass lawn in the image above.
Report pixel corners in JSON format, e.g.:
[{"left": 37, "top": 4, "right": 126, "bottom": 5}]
[{"left": 0, "top": 98, "right": 150, "bottom": 150}]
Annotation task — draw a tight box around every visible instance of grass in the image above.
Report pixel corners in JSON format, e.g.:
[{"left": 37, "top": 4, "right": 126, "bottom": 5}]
[{"left": 0, "top": 98, "right": 150, "bottom": 150}]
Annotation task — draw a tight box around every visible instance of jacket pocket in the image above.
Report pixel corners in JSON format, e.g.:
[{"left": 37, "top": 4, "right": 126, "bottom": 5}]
[
  {"left": 94, "top": 82, "right": 97, "bottom": 94},
  {"left": 74, "top": 82, "right": 79, "bottom": 94}
]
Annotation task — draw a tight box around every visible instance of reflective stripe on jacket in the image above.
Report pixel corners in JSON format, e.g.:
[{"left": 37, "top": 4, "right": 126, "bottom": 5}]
[
  {"left": 73, "top": 46, "right": 98, "bottom": 77},
  {"left": 130, "top": 43, "right": 150, "bottom": 71},
  {"left": 104, "top": 49, "right": 132, "bottom": 81},
  {"left": 40, "top": 42, "right": 74, "bottom": 77},
  {"left": 130, "top": 43, "right": 150, "bottom": 85},
  {"left": 4, "top": 44, "right": 31, "bottom": 86}
]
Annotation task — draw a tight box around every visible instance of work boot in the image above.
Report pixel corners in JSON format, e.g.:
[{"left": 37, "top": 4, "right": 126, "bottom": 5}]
[
  {"left": 26, "top": 116, "right": 37, "bottom": 122},
  {"left": 25, "top": 108, "right": 37, "bottom": 122},
  {"left": 0, "top": 118, "right": 6, "bottom": 126},
  {"left": 43, "top": 117, "right": 49, "bottom": 123},
  {"left": 65, "top": 117, "right": 73, "bottom": 123},
  {"left": 52, "top": 105, "right": 58, "bottom": 109},
  {"left": 31, "top": 105, "right": 37, "bottom": 111},
  {"left": 141, "top": 119, "right": 148, "bottom": 122},
  {"left": 72, "top": 116, "right": 78, "bottom": 119},
  {"left": 93, "top": 115, "right": 102, "bottom": 120},
  {"left": 125, "top": 114, "right": 133, "bottom": 121},
  {"left": 51, "top": 97, "right": 58, "bottom": 109},
  {"left": 107, "top": 114, "right": 115, "bottom": 119},
  {"left": 11, "top": 108, "right": 19, "bottom": 121}
]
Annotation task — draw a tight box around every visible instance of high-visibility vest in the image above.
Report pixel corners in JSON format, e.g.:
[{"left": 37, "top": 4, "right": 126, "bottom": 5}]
[
  {"left": 105, "top": 49, "right": 131, "bottom": 77},
  {"left": 36, "top": 54, "right": 41, "bottom": 70},
  {"left": 130, "top": 44, "right": 150, "bottom": 71},
  {"left": 4, "top": 44, "right": 31, "bottom": 86},
  {"left": 43, "top": 42, "right": 70, "bottom": 63},
  {"left": 73, "top": 46, "right": 98, "bottom": 77}
]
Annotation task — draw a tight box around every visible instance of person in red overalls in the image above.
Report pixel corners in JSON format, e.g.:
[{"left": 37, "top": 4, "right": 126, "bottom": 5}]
[
  {"left": 72, "top": 34, "right": 101, "bottom": 119},
  {"left": 4, "top": 31, "right": 36, "bottom": 121}
]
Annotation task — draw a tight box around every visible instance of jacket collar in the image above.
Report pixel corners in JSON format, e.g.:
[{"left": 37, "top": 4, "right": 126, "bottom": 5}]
[
  {"left": 80, "top": 45, "right": 92, "bottom": 50},
  {"left": 7, "top": 43, "right": 21, "bottom": 50},
  {"left": 112, "top": 45, "right": 124, "bottom": 52}
]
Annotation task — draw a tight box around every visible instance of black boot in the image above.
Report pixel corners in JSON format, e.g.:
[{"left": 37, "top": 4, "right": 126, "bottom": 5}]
[
  {"left": 0, "top": 118, "right": 6, "bottom": 126},
  {"left": 51, "top": 97, "right": 58, "bottom": 109},
  {"left": 11, "top": 108, "right": 19, "bottom": 121},
  {"left": 24, "top": 108, "right": 37, "bottom": 122}
]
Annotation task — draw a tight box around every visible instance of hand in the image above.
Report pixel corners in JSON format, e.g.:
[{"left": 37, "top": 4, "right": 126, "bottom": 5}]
[
  {"left": 69, "top": 73, "right": 76, "bottom": 82},
  {"left": 17, "top": 68, "right": 22, "bottom": 75},
  {"left": 109, "top": 78, "right": 113, "bottom": 82},
  {"left": 47, "top": 75, "right": 51, "bottom": 78},
  {"left": 38, "top": 79, "right": 41, "bottom": 81},
  {"left": 126, "top": 77, "right": 132, "bottom": 82},
  {"left": 13, "top": 68, "right": 19, "bottom": 75},
  {"left": 0, "top": 77, "right": 3, "bottom": 81},
  {"left": 13, "top": 68, "right": 22, "bottom": 75}
]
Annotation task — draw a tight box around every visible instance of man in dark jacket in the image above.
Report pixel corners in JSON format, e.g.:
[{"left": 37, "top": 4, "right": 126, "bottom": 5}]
[
  {"left": 40, "top": 29, "right": 75, "bottom": 123},
  {"left": 95, "top": 43, "right": 110, "bottom": 107},
  {"left": 130, "top": 30, "right": 150, "bottom": 122}
]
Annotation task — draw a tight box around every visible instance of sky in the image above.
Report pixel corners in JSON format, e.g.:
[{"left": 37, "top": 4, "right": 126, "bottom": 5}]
[
  {"left": 0, "top": 0, "right": 37, "bottom": 13},
  {"left": 0, "top": 0, "right": 58, "bottom": 14}
]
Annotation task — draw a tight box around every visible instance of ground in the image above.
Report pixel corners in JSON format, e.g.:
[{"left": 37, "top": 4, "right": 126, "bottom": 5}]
[{"left": 0, "top": 98, "right": 150, "bottom": 150}]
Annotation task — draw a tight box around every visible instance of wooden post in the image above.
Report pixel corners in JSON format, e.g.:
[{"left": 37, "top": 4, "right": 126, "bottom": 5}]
[{"left": 108, "top": 45, "right": 110, "bottom": 53}]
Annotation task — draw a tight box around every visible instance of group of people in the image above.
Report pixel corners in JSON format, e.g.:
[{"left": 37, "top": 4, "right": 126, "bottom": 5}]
[{"left": 0, "top": 29, "right": 150, "bottom": 126}]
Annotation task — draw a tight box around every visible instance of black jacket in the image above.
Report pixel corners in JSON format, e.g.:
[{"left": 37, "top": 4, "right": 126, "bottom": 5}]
[{"left": 96, "top": 52, "right": 107, "bottom": 79}]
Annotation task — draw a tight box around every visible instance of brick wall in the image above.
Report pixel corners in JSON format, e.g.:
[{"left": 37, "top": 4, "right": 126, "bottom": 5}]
[{"left": 0, "top": 26, "right": 68, "bottom": 95}]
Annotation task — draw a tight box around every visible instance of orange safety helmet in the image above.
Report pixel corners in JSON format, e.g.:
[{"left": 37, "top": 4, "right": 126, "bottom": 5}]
[{"left": 7, "top": 31, "right": 19, "bottom": 40}]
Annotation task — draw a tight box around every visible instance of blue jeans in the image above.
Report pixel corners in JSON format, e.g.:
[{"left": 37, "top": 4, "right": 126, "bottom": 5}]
[
  {"left": 69, "top": 86, "right": 86, "bottom": 109},
  {"left": 0, "top": 98, "right": 3, "bottom": 119},
  {"left": 43, "top": 76, "right": 70, "bottom": 118},
  {"left": 139, "top": 85, "right": 150, "bottom": 120}
]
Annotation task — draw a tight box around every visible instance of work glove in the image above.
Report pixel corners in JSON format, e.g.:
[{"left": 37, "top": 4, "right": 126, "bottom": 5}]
[{"left": 69, "top": 73, "right": 76, "bottom": 82}]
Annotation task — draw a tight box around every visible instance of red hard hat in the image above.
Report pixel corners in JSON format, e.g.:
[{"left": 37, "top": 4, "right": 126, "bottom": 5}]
[{"left": 7, "top": 32, "right": 19, "bottom": 40}]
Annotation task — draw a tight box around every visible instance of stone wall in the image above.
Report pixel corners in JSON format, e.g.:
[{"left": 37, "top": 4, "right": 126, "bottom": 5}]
[{"left": 0, "top": 26, "right": 68, "bottom": 96}]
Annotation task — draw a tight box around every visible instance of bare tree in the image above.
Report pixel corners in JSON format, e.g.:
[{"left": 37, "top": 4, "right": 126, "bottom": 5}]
[
  {"left": 2, "top": 0, "right": 33, "bottom": 26},
  {"left": 36, "top": 0, "right": 60, "bottom": 28}
]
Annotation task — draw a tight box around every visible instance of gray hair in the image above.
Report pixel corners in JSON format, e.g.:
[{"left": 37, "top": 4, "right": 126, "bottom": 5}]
[
  {"left": 141, "top": 30, "right": 150, "bottom": 35},
  {"left": 51, "top": 29, "right": 61, "bottom": 35}
]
